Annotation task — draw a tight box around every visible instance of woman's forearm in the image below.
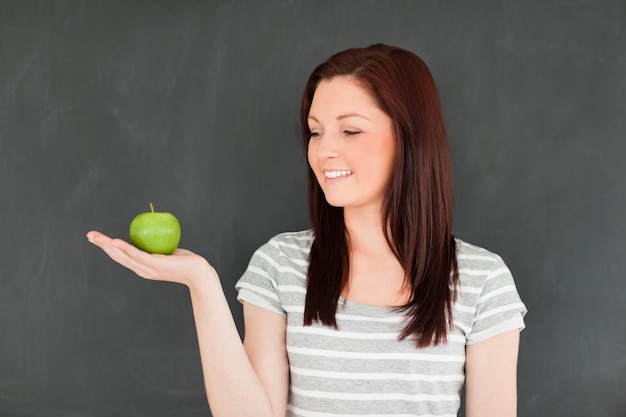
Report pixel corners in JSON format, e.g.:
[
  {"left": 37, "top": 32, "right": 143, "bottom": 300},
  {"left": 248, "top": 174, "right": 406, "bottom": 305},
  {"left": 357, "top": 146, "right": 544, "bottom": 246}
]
[{"left": 187, "top": 271, "right": 277, "bottom": 417}]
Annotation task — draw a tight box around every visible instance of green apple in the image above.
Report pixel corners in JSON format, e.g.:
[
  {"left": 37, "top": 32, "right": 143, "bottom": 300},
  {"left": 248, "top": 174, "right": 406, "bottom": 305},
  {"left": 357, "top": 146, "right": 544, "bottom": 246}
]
[{"left": 129, "top": 203, "right": 181, "bottom": 255}]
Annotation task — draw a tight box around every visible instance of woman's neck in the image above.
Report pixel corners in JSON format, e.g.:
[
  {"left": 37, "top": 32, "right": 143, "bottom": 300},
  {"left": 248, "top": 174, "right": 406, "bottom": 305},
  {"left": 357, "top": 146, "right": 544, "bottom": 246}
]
[
  {"left": 342, "top": 207, "right": 409, "bottom": 306},
  {"left": 343, "top": 207, "right": 392, "bottom": 256}
]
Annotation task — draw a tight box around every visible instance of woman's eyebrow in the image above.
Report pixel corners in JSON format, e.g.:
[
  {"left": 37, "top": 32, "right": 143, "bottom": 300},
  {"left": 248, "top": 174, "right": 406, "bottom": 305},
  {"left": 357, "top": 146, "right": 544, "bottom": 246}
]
[
  {"left": 307, "top": 113, "right": 370, "bottom": 122},
  {"left": 337, "top": 113, "right": 370, "bottom": 121}
]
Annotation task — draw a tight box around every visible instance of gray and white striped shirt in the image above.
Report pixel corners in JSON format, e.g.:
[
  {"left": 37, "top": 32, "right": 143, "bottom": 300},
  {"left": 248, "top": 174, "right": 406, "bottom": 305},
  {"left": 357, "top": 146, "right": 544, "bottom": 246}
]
[{"left": 236, "top": 230, "right": 527, "bottom": 417}]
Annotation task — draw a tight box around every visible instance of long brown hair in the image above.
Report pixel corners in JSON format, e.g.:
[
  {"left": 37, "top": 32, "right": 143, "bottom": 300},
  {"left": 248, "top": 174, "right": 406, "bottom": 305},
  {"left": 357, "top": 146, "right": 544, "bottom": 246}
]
[{"left": 301, "top": 44, "right": 458, "bottom": 347}]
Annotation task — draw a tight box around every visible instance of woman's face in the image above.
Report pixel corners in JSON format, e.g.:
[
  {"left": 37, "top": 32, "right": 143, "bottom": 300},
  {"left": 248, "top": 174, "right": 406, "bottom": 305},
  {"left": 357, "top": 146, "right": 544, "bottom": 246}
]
[{"left": 307, "top": 76, "right": 396, "bottom": 214}]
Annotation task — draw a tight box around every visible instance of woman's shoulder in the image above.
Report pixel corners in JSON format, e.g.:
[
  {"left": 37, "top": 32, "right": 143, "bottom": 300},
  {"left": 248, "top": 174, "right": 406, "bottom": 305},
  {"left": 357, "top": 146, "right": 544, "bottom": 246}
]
[
  {"left": 254, "top": 229, "right": 314, "bottom": 262},
  {"left": 236, "top": 230, "right": 313, "bottom": 314},
  {"left": 453, "top": 237, "right": 514, "bottom": 286},
  {"left": 452, "top": 238, "right": 527, "bottom": 343},
  {"left": 454, "top": 238, "right": 506, "bottom": 267},
  {"left": 268, "top": 229, "right": 314, "bottom": 245},
  {"left": 266, "top": 229, "right": 313, "bottom": 250}
]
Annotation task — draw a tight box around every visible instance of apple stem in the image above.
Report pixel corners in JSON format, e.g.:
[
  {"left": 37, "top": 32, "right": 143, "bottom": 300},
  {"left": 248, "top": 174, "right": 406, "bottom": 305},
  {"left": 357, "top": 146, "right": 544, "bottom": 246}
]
[{"left": 150, "top": 202, "right": 154, "bottom": 213}]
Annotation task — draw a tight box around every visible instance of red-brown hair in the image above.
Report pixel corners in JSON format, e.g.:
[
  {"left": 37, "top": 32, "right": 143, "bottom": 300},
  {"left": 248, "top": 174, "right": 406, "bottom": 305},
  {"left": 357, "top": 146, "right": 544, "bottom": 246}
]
[{"left": 301, "top": 44, "right": 458, "bottom": 347}]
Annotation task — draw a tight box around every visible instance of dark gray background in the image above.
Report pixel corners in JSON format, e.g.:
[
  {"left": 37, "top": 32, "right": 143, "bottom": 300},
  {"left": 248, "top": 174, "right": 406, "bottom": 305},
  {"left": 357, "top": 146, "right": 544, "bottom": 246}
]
[{"left": 1, "top": 1, "right": 625, "bottom": 416}]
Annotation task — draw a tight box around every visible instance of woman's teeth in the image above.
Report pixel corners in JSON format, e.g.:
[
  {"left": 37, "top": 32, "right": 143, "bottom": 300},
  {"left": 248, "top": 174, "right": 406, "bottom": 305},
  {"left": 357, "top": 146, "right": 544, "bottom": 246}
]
[{"left": 325, "top": 170, "right": 353, "bottom": 179}]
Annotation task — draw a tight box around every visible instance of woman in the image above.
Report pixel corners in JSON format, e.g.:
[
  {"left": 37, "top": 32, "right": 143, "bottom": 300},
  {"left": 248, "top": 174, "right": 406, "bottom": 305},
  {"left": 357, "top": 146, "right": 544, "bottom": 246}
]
[{"left": 88, "top": 44, "right": 526, "bottom": 417}]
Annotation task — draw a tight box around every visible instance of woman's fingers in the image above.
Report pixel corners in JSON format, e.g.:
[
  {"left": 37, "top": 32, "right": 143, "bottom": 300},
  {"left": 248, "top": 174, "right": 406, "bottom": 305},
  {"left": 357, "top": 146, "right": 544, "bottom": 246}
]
[
  {"left": 87, "top": 231, "right": 160, "bottom": 277},
  {"left": 88, "top": 232, "right": 154, "bottom": 278},
  {"left": 109, "top": 239, "right": 160, "bottom": 278},
  {"left": 86, "top": 230, "right": 109, "bottom": 246},
  {"left": 87, "top": 230, "right": 211, "bottom": 285}
]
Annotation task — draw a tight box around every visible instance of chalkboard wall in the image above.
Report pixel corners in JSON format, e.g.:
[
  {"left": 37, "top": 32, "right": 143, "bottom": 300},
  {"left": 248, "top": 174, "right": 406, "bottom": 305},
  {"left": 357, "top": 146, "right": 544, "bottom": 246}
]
[{"left": 1, "top": 1, "right": 625, "bottom": 416}]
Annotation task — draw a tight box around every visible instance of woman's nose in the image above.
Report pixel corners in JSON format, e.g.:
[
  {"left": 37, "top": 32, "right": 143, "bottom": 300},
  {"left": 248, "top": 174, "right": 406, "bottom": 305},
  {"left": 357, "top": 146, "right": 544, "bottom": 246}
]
[{"left": 314, "top": 133, "right": 340, "bottom": 159}]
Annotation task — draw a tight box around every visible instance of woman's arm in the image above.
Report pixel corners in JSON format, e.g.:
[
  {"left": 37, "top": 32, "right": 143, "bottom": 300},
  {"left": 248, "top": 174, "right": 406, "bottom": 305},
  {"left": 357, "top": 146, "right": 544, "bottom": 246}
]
[
  {"left": 464, "top": 329, "right": 521, "bottom": 417},
  {"left": 242, "top": 303, "right": 290, "bottom": 414},
  {"left": 86, "top": 232, "right": 289, "bottom": 417}
]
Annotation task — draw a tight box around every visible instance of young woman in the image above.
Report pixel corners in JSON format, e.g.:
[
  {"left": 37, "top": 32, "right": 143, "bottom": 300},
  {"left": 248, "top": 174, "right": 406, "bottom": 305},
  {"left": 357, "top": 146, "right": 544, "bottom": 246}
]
[{"left": 88, "top": 44, "right": 526, "bottom": 417}]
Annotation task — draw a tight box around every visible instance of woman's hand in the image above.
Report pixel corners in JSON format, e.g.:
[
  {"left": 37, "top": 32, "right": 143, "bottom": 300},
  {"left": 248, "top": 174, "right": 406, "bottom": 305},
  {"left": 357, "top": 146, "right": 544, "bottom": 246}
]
[{"left": 86, "top": 231, "right": 217, "bottom": 288}]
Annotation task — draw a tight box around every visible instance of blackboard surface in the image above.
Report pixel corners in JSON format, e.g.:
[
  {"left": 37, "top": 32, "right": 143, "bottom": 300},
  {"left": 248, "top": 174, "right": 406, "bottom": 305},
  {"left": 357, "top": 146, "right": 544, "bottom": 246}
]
[{"left": 1, "top": 1, "right": 625, "bottom": 416}]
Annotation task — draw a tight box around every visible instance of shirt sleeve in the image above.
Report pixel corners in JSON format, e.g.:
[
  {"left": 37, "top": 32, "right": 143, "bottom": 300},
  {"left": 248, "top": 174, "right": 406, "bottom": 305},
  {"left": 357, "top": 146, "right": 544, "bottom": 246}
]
[
  {"left": 466, "top": 255, "right": 527, "bottom": 345},
  {"left": 235, "top": 239, "right": 287, "bottom": 317}
]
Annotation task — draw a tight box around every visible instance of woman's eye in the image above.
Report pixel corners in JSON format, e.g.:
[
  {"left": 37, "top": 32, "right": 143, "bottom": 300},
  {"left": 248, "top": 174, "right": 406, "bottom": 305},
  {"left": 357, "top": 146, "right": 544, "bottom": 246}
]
[
  {"left": 343, "top": 130, "right": 361, "bottom": 136},
  {"left": 309, "top": 131, "right": 322, "bottom": 138}
]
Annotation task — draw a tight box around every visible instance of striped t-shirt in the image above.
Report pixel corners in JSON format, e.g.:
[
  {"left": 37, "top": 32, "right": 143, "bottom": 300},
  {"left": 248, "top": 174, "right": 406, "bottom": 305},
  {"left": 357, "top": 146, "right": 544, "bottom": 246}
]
[{"left": 236, "top": 230, "right": 527, "bottom": 417}]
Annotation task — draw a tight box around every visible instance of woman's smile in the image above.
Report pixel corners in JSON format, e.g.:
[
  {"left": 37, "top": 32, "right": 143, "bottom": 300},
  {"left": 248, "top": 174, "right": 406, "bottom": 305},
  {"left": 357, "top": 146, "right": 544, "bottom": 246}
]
[{"left": 323, "top": 169, "right": 354, "bottom": 180}]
